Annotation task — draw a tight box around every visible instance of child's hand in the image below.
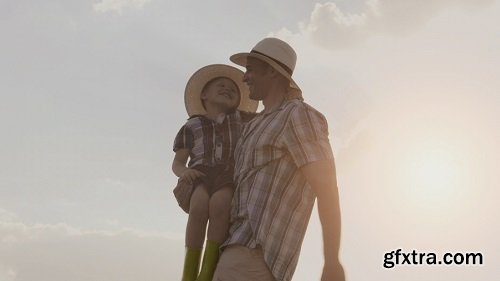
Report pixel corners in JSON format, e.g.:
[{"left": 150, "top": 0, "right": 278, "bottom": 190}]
[{"left": 180, "top": 168, "right": 206, "bottom": 183}]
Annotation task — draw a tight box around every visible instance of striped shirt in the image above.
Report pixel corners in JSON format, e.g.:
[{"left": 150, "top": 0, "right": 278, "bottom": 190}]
[
  {"left": 225, "top": 99, "right": 334, "bottom": 281},
  {"left": 173, "top": 110, "right": 255, "bottom": 168}
]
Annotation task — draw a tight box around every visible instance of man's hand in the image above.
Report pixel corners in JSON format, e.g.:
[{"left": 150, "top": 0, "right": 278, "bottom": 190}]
[
  {"left": 321, "top": 260, "right": 345, "bottom": 281},
  {"left": 180, "top": 168, "right": 205, "bottom": 183}
]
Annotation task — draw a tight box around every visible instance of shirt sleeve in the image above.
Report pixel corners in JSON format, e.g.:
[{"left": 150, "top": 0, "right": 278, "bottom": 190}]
[
  {"left": 239, "top": 110, "right": 258, "bottom": 123},
  {"left": 282, "top": 104, "right": 334, "bottom": 167},
  {"left": 173, "top": 124, "right": 194, "bottom": 152}
]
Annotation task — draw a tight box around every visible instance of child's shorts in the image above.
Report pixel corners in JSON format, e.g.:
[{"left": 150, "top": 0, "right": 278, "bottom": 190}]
[{"left": 192, "top": 164, "right": 235, "bottom": 196}]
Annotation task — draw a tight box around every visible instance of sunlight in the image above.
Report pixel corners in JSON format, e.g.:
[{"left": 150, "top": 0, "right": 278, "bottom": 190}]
[
  {"left": 391, "top": 137, "right": 471, "bottom": 219},
  {"left": 407, "top": 147, "right": 460, "bottom": 204}
]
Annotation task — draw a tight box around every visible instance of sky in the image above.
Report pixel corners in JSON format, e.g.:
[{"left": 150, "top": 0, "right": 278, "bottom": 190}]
[{"left": 1, "top": 0, "right": 499, "bottom": 280}]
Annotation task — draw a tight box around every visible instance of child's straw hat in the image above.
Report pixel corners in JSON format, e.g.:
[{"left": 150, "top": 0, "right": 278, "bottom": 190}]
[{"left": 184, "top": 64, "right": 258, "bottom": 117}]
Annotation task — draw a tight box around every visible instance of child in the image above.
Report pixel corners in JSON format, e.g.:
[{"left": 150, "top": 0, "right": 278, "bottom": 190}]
[{"left": 172, "top": 64, "right": 258, "bottom": 281}]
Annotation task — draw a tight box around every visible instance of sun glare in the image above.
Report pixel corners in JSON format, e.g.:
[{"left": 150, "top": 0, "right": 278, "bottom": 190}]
[
  {"left": 397, "top": 141, "right": 467, "bottom": 215},
  {"left": 408, "top": 148, "right": 459, "bottom": 202}
]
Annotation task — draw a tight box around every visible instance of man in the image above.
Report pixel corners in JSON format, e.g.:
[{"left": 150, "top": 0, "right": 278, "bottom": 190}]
[{"left": 212, "top": 38, "right": 345, "bottom": 281}]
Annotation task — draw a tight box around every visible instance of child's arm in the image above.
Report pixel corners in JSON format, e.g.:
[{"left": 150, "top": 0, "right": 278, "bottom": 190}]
[
  {"left": 172, "top": 148, "right": 190, "bottom": 177},
  {"left": 238, "top": 110, "right": 258, "bottom": 123},
  {"left": 172, "top": 148, "right": 205, "bottom": 183}
]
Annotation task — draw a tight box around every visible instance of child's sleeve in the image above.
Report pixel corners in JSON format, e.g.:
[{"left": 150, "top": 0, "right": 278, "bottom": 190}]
[{"left": 173, "top": 125, "right": 194, "bottom": 152}]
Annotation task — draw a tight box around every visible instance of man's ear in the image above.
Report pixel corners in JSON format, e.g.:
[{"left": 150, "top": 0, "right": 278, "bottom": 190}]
[{"left": 200, "top": 91, "right": 207, "bottom": 101}]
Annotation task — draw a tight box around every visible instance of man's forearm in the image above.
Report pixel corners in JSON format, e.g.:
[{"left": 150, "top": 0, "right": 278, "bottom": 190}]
[
  {"left": 300, "top": 159, "right": 345, "bottom": 280},
  {"left": 317, "top": 185, "right": 342, "bottom": 263}
]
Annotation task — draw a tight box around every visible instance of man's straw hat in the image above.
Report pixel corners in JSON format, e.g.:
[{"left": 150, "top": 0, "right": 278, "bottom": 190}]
[{"left": 230, "top": 37, "right": 302, "bottom": 99}]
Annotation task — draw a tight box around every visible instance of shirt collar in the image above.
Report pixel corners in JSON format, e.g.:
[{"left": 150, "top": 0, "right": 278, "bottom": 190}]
[{"left": 260, "top": 98, "right": 299, "bottom": 116}]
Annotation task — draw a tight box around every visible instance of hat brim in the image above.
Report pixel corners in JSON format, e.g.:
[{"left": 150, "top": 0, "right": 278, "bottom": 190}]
[
  {"left": 230, "top": 52, "right": 302, "bottom": 99},
  {"left": 184, "top": 64, "right": 258, "bottom": 117}
]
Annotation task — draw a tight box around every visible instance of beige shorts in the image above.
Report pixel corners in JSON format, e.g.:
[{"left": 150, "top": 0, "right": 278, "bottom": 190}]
[{"left": 212, "top": 245, "right": 276, "bottom": 281}]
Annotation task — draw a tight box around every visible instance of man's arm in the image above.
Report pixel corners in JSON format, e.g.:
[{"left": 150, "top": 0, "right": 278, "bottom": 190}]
[{"left": 300, "top": 159, "right": 346, "bottom": 281}]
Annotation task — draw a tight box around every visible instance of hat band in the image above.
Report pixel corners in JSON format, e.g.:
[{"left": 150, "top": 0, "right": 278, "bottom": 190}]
[{"left": 251, "top": 50, "right": 293, "bottom": 75}]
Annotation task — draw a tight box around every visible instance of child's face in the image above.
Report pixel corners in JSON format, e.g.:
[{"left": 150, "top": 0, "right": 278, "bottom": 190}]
[{"left": 201, "top": 77, "right": 240, "bottom": 112}]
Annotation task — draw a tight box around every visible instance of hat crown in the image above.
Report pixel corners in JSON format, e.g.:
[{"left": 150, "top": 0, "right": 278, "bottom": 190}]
[{"left": 252, "top": 38, "right": 296, "bottom": 73}]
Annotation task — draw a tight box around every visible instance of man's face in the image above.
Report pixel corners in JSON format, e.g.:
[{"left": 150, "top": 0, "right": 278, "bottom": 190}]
[{"left": 243, "top": 57, "right": 271, "bottom": 101}]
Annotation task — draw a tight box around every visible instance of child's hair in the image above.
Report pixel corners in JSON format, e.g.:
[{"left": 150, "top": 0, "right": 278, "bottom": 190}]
[{"left": 200, "top": 76, "right": 241, "bottom": 111}]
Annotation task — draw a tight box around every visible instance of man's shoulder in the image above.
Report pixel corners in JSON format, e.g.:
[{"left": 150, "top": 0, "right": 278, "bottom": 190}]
[{"left": 283, "top": 99, "right": 326, "bottom": 119}]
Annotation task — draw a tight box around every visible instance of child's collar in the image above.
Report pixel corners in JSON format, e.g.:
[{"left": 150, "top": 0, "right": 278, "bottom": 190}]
[
  {"left": 189, "top": 112, "right": 228, "bottom": 124},
  {"left": 214, "top": 113, "right": 226, "bottom": 124}
]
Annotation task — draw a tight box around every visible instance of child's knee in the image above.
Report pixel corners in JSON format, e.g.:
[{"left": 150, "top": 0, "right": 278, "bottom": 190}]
[
  {"left": 210, "top": 199, "right": 231, "bottom": 219},
  {"left": 189, "top": 203, "right": 208, "bottom": 222}
]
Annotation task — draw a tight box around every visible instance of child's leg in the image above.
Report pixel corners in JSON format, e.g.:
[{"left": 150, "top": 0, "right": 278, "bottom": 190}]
[
  {"left": 196, "top": 185, "right": 233, "bottom": 281},
  {"left": 207, "top": 185, "right": 233, "bottom": 243},
  {"left": 185, "top": 183, "right": 209, "bottom": 248},
  {"left": 182, "top": 184, "right": 209, "bottom": 281}
]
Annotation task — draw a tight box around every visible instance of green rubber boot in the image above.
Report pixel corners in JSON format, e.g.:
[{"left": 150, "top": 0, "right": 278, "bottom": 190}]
[
  {"left": 182, "top": 247, "right": 202, "bottom": 281},
  {"left": 196, "top": 240, "right": 220, "bottom": 281}
]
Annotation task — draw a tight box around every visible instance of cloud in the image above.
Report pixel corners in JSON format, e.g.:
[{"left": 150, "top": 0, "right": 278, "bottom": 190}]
[
  {"left": 271, "top": 1, "right": 500, "bottom": 163},
  {"left": 279, "top": 0, "right": 495, "bottom": 49},
  {"left": 93, "top": 0, "right": 152, "bottom": 14},
  {"left": 303, "top": 2, "right": 371, "bottom": 48},
  {"left": 0, "top": 211, "right": 184, "bottom": 281},
  {"left": 0, "top": 264, "right": 16, "bottom": 281},
  {"left": 0, "top": 209, "right": 18, "bottom": 223}
]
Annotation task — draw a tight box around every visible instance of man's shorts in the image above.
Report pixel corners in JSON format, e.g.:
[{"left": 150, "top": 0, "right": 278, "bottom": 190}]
[{"left": 212, "top": 245, "right": 276, "bottom": 281}]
